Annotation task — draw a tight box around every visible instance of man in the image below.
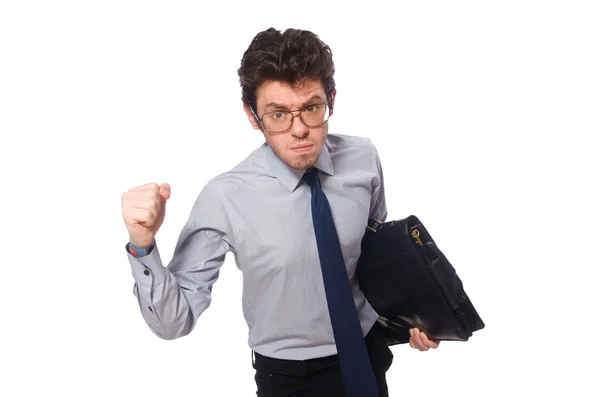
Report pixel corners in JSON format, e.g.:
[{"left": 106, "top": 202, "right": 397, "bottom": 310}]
[{"left": 121, "top": 27, "right": 439, "bottom": 396}]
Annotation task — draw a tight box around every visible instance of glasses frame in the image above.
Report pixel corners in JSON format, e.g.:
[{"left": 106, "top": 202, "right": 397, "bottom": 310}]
[{"left": 256, "top": 103, "right": 332, "bottom": 134}]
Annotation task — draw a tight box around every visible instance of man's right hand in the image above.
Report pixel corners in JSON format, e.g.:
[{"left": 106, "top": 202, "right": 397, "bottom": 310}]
[{"left": 121, "top": 182, "right": 171, "bottom": 247}]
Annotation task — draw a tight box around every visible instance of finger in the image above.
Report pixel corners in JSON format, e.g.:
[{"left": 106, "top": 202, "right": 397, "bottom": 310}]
[
  {"left": 409, "top": 338, "right": 415, "bottom": 349},
  {"left": 127, "top": 185, "right": 161, "bottom": 203},
  {"left": 134, "top": 200, "right": 160, "bottom": 217},
  {"left": 410, "top": 328, "right": 425, "bottom": 351},
  {"left": 127, "top": 207, "right": 157, "bottom": 227},
  {"left": 410, "top": 329, "right": 423, "bottom": 350},
  {"left": 128, "top": 183, "right": 160, "bottom": 194},
  {"left": 123, "top": 196, "right": 161, "bottom": 215},
  {"left": 414, "top": 332, "right": 429, "bottom": 351},
  {"left": 159, "top": 183, "right": 171, "bottom": 201},
  {"left": 420, "top": 332, "right": 438, "bottom": 349},
  {"left": 122, "top": 186, "right": 160, "bottom": 205}
]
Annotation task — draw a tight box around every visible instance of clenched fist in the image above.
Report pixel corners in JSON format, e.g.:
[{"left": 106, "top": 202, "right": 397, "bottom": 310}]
[{"left": 121, "top": 182, "right": 171, "bottom": 247}]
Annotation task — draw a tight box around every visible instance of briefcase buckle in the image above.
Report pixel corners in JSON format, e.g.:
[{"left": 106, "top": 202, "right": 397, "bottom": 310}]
[
  {"left": 411, "top": 228, "right": 424, "bottom": 246},
  {"left": 367, "top": 218, "right": 383, "bottom": 233}
]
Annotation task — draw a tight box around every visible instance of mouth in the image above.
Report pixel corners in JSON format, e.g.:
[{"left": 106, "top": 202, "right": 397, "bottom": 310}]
[{"left": 291, "top": 144, "right": 314, "bottom": 153}]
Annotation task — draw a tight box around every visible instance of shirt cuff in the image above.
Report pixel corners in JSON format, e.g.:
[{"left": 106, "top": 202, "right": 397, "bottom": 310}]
[
  {"left": 127, "top": 240, "right": 155, "bottom": 258},
  {"left": 126, "top": 243, "right": 167, "bottom": 288}
]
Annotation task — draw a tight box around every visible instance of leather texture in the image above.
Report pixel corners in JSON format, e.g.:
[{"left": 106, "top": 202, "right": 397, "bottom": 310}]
[{"left": 356, "top": 215, "right": 485, "bottom": 345}]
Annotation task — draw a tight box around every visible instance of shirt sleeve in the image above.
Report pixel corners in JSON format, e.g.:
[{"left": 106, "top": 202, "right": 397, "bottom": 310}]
[
  {"left": 369, "top": 143, "right": 388, "bottom": 223},
  {"left": 126, "top": 185, "right": 235, "bottom": 340}
]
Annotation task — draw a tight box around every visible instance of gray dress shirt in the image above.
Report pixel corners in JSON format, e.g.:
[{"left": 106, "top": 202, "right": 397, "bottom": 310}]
[{"left": 127, "top": 133, "right": 388, "bottom": 360}]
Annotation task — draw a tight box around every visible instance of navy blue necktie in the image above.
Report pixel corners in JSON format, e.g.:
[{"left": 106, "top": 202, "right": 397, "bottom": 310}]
[{"left": 303, "top": 167, "right": 379, "bottom": 397}]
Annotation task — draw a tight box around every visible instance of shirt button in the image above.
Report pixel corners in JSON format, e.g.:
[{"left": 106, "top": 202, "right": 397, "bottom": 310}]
[{"left": 143, "top": 269, "right": 150, "bottom": 276}]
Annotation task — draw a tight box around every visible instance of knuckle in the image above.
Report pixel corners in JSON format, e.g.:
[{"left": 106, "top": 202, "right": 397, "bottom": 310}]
[
  {"left": 143, "top": 209, "right": 155, "bottom": 223},
  {"left": 121, "top": 191, "right": 133, "bottom": 202},
  {"left": 148, "top": 189, "right": 160, "bottom": 200}
]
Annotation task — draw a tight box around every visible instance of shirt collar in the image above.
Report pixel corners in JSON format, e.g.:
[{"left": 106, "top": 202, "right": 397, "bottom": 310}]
[{"left": 265, "top": 140, "right": 334, "bottom": 192}]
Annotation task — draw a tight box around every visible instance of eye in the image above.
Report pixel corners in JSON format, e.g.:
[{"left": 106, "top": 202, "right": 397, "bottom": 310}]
[
  {"left": 270, "top": 112, "right": 285, "bottom": 120},
  {"left": 305, "top": 105, "right": 317, "bottom": 112}
]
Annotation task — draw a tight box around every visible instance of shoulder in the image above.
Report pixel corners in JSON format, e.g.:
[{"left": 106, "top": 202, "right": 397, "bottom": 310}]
[
  {"left": 326, "top": 133, "right": 377, "bottom": 152},
  {"left": 326, "top": 133, "right": 381, "bottom": 168},
  {"left": 187, "top": 144, "right": 270, "bottom": 225},
  {"left": 203, "top": 143, "right": 271, "bottom": 196}
]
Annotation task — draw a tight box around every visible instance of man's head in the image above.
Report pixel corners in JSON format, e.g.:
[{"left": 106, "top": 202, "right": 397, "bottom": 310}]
[{"left": 238, "top": 28, "right": 336, "bottom": 170}]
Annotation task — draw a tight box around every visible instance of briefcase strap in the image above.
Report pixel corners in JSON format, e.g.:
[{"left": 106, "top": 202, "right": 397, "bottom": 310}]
[{"left": 366, "top": 218, "right": 383, "bottom": 233}]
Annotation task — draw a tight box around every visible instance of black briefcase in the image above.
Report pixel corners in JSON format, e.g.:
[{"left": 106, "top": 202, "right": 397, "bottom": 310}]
[{"left": 356, "top": 215, "right": 485, "bottom": 346}]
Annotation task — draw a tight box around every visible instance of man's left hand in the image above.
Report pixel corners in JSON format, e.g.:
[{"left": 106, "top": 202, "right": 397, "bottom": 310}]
[{"left": 409, "top": 328, "right": 440, "bottom": 351}]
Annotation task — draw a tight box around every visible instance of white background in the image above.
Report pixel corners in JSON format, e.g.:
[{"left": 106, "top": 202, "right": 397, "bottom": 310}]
[{"left": 1, "top": 1, "right": 599, "bottom": 396}]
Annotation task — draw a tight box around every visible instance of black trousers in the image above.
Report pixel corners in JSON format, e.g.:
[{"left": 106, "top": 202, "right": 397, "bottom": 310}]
[{"left": 252, "top": 322, "right": 394, "bottom": 397}]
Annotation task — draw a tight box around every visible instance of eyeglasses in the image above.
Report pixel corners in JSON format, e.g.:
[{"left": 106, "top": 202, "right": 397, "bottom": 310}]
[{"left": 257, "top": 103, "right": 331, "bottom": 133}]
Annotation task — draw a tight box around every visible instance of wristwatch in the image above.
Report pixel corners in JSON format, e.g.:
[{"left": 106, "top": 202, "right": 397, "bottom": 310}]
[{"left": 127, "top": 240, "right": 155, "bottom": 258}]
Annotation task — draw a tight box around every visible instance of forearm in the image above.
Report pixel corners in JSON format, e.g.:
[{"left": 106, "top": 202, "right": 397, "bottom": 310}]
[{"left": 127, "top": 244, "right": 200, "bottom": 340}]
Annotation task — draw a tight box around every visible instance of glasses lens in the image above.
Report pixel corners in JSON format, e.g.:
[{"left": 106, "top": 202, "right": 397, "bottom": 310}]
[
  {"left": 301, "top": 104, "right": 329, "bottom": 127},
  {"left": 262, "top": 111, "right": 292, "bottom": 133}
]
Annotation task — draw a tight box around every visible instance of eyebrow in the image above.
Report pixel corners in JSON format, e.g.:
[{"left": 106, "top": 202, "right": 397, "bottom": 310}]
[{"left": 264, "top": 95, "right": 326, "bottom": 112}]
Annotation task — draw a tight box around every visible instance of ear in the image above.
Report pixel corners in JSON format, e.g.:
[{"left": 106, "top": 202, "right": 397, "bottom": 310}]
[
  {"left": 328, "top": 88, "right": 337, "bottom": 116},
  {"left": 243, "top": 104, "right": 261, "bottom": 130}
]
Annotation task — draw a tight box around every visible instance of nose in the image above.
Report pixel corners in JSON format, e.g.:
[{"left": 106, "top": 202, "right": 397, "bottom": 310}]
[{"left": 289, "top": 111, "right": 309, "bottom": 139}]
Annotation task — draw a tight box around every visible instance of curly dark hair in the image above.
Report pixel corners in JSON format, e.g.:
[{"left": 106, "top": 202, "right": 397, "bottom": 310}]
[{"left": 237, "top": 27, "right": 336, "bottom": 114}]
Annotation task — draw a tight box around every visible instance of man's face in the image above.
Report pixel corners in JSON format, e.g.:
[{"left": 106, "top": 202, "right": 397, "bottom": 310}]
[{"left": 244, "top": 78, "right": 335, "bottom": 170}]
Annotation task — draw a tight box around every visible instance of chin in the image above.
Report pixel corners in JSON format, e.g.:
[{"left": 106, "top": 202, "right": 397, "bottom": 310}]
[{"left": 287, "top": 155, "right": 317, "bottom": 170}]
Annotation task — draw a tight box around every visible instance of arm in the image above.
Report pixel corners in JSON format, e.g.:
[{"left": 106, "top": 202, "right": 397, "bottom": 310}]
[
  {"left": 368, "top": 144, "right": 441, "bottom": 351},
  {"left": 369, "top": 143, "right": 387, "bottom": 223},
  {"left": 126, "top": 186, "right": 234, "bottom": 340}
]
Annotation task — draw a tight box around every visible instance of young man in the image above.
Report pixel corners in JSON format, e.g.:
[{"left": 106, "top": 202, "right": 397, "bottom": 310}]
[{"left": 121, "top": 27, "right": 439, "bottom": 397}]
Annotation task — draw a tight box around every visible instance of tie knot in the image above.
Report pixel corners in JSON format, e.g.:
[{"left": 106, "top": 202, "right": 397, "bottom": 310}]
[{"left": 302, "top": 167, "right": 319, "bottom": 187}]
